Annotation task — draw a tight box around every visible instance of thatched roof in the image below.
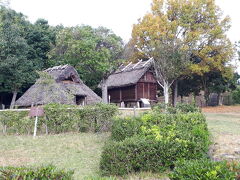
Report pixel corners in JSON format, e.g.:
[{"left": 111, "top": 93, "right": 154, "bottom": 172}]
[
  {"left": 104, "top": 59, "right": 153, "bottom": 89},
  {"left": 16, "top": 65, "right": 102, "bottom": 107}
]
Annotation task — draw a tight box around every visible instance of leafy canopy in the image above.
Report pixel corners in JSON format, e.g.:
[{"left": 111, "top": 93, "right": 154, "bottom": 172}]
[{"left": 49, "top": 25, "right": 124, "bottom": 90}]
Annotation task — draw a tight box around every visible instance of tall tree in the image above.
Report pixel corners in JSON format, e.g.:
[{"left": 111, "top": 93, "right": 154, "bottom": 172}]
[
  {"left": 26, "top": 19, "right": 57, "bottom": 69},
  {"left": 49, "top": 25, "right": 124, "bottom": 101},
  {"left": 131, "top": 0, "right": 234, "bottom": 105},
  {"left": 0, "top": 7, "right": 36, "bottom": 108}
]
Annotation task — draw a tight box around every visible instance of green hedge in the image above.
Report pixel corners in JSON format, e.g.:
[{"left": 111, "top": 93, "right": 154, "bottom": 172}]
[
  {"left": 100, "top": 136, "right": 174, "bottom": 176},
  {"left": 153, "top": 103, "right": 201, "bottom": 114},
  {"left": 100, "top": 112, "right": 211, "bottom": 176},
  {"left": 0, "top": 110, "right": 34, "bottom": 134},
  {"left": 0, "top": 103, "right": 118, "bottom": 134},
  {"left": 111, "top": 116, "right": 143, "bottom": 141},
  {"left": 169, "top": 159, "right": 240, "bottom": 180},
  {"left": 0, "top": 165, "right": 73, "bottom": 179}
]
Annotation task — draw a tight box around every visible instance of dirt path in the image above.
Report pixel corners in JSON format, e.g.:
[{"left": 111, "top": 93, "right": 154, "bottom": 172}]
[{"left": 202, "top": 106, "right": 240, "bottom": 113}]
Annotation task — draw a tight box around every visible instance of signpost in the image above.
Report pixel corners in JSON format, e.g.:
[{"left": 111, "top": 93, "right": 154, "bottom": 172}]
[{"left": 29, "top": 106, "right": 44, "bottom": 137}]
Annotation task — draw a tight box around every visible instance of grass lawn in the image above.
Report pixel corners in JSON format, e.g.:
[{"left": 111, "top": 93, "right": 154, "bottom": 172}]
[
  {"left": 205, "top": 113, "right": 240, "bottom": 135},
  {"left": 0, "top": 133, "right": 109, "bottom": 179},
  {"left": 205, "top": 112, "right": 240, "bottom": 162},
  {"left": 0, "top": 111, "right": 239, "bottom": 179}
]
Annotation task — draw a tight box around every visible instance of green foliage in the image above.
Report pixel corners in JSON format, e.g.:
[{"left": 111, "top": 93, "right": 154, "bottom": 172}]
[
  {"left": 100, "top": 136, "right": 167, "bottom": 176},
  {"left": 101, "top": 111, "right": 210, "bottom": 176},
  {"left": 0, "top": 7, "right": 36, "bottom": 93},
  {"left": 0, "top": 110, "right": 32, "bottom": 134},
  {"left": 0, "top": 7, "right": 57, "bottom": 106},
  {"left": 49, "top": 25, "right": 124, "bottom": 90},
  {"left": 153, "top": 103, "right": 200, "bottom": 114},
  {"left": 0, "top": 103, "right": 118, "bottom": 134},
  {"left": 232, "top": 86, "right": 240, "bottom": 104},
  {"left": 131, "top": 0, "right": 234, "bottom": 104},
  {"left": 169, "top": 159, "right": 240, "bottom": 180},
  {"left": 44, "top": 103, "right": 118, "bottom": 133},
  {"left": 84, "top": 175, "right": 116, "bottom": 180},
  {"left": 0, "top": 165, "right": 74, "bottom": 180},
  {"left": 111, "top": 116, "right": 143, "bottom": 141}
]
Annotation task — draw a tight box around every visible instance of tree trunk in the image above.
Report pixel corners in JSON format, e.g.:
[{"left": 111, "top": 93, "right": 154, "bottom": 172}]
[
  {"left": 101, "top": 79, "right": 108, "bottom": 104},
  {"left": 181, "top": 95, "right": 183, "bottom": 103},
  {"left": 172, "top": 80, "right": 178, "bottom": 107},
  {"left": 204, "top": 90, "right": 210, "bottom": 106},
  {"left": 217, "top": 93, "right": 223, "bottom": 106},
  {"left": 163, "top": 81, "right": 169, "bottom": 104},
  {"left": 10, "top": 90, "right": 17, "bottom": 109}
]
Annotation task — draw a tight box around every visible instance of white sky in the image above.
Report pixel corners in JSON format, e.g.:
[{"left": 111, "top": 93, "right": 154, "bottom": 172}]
[{"left": 9, "top": 0, "right": 240, "bottom": 71}]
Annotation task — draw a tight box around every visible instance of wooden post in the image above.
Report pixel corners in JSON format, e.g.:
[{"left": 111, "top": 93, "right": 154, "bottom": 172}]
[
  {"left": 33, "top": 107, "right": 39, "bottom": 138},
  {"left": 133, "top": 106, "right": 136, "bottom": 117},
  {"left": 2, "top": 104, "right": 6, "bottom": 134}
]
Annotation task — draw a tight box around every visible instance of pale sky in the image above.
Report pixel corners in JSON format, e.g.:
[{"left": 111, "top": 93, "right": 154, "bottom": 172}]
[{"left": 8, "top": 0, "right": 240, "bottom": 71}]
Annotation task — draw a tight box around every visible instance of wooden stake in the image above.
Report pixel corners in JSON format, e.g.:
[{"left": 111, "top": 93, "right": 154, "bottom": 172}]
[{"left": 33, "top": 107, "right": 39, "bottom": 138}]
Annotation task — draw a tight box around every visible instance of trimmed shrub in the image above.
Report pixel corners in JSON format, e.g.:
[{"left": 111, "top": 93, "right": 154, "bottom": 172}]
[
  {"left": 43, "top": 103, "right": 118, "bottom": 133},
  {"left": 153, "top": 103, "right": 200, "bottom": 114},
  {"left": 101, "top": 112, "right": 211, "bottom": 176},
  {"left": 0, "top": 165, "right": 74, "bottom": 180},
  {"left": 0, "top": 103, "right": 118, "bottom": 134},
  {"left": 100, "top": 136, "right": 168, "bottom": 176},
  {"left": 0, "top": 110, "right": 33, "bottom": 134},
  {"left": 111, "top": 116, "right": 143, "bottom": 141},
  {"left": 169, "top": 159, "right": 240, "bottom": 180}
]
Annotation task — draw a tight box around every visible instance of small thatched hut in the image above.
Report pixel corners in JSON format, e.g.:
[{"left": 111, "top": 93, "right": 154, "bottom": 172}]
[
  {"left": 102, "top": 59, "right": 158, "bottom": 107},
  {"left": 15, "top": 65, "right": 102, "bottom": 107}
]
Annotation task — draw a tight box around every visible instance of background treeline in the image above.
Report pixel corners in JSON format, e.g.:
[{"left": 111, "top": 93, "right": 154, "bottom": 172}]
[
  {"left": 0, "top": 3, "right": 240, "bottom": 108},
  {"left": 0, "top": 6, "right": 125, "bottom": 107}
]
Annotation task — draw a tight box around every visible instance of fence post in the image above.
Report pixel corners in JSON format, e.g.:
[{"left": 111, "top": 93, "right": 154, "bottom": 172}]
[
  {"left": 133, "top": 106, "right": 136, "bottom": 117},
  {"left": 2, "top": 104, "right": 7, "bottom": 134}
]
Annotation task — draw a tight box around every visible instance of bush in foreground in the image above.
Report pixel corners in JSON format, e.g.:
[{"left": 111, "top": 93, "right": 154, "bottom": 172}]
[
  {"left": 111, "top": 116, "right": 143, "bottom": 141},
  {"left": 100, "top": 112, "right": 211, "bottom": 176},
  {"left": 169, "top": 159, "right": 240, "bottom": 180},
  {"left": 153, "top": 103, "right": 201, "bottom": 114},
  {"left": 0, "top": 165, "right": 74, "bottom": 180}
]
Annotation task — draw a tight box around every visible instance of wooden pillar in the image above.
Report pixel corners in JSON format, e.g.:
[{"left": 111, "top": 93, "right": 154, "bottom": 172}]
[
  {"left": 135, "top": 85, "right": 138, "bottom": 101},
  {"left": 143, "top": 83, "right": 145, "bottom": 98},
  {"left": 120, "top": 88, "right": 122, "bottom": 102},
  {"left": 148, "top": 83, "right": 150, "bottom": 99}
]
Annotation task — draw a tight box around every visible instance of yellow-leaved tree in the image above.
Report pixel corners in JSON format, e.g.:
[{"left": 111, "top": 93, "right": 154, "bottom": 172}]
[{"left": 131, "top": 0, "right": 234, "bottom": 105}]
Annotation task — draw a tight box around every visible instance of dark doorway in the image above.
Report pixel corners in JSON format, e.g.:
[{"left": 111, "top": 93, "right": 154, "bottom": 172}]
[{"left": 76, "top": 95, "right": 85, "bottom": 106}]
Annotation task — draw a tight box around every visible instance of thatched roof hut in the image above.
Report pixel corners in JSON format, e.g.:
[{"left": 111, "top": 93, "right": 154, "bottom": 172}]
[
  {"left": 100, "top": 59, "right": 158, "bottom": 107},
  {"left": 104, "top": 59, "right": 153, "bottom": 89},
  {"left": 16, "top": 65, "right": 102, "bottom": 107}
]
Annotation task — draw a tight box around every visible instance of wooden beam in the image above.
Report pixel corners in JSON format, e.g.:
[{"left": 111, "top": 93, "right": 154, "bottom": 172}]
[
  {"left": 122, "top": 62, "right": 132, "bottom": 71},
  {"left": 132, "top": 60, "right": 142, "bottom": 69}
]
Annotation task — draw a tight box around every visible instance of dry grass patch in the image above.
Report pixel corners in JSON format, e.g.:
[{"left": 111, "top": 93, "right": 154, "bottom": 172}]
[
  {"left": 202, "top": 105, "right": 240, "bottom": 113},
  {"left": 205, "top": 113, "right": 240, "bottom": 162}
]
